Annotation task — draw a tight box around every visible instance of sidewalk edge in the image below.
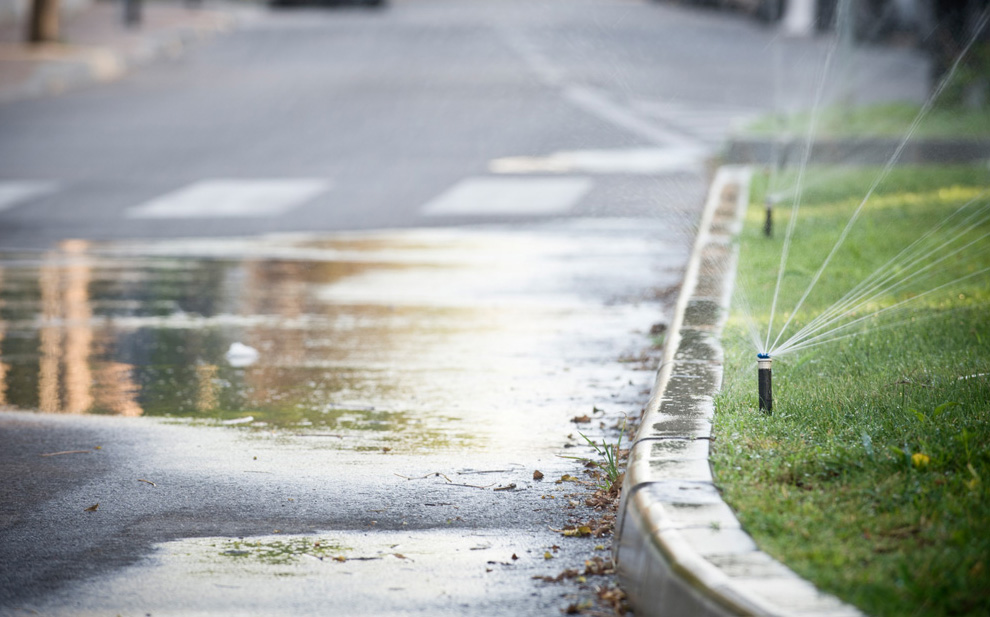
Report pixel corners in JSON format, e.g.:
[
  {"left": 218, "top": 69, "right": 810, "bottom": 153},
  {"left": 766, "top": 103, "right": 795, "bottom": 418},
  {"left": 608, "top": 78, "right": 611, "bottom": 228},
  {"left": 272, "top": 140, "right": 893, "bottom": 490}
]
[{"left": 613, "top": 165, "right": 864, "bottom": 617}]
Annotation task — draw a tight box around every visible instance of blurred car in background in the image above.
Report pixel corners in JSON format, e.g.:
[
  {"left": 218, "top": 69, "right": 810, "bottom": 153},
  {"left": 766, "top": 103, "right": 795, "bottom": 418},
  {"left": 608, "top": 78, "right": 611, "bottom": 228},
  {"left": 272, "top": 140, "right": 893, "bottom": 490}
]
[{"left": 667, "top": 0, "right": 929, "bottom": 43}]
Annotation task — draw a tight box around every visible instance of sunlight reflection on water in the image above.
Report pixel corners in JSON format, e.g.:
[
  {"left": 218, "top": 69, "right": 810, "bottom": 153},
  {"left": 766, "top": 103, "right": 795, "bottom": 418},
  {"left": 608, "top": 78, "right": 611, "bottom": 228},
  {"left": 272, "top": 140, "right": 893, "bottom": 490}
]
[{"left": 0, "top": 222, "right": 684, "bottom": 454}]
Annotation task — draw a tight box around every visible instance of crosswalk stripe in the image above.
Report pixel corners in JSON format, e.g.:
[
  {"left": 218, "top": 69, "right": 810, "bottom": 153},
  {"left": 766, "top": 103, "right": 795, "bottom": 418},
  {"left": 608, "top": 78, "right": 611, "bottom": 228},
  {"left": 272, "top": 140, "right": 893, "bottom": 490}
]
[
  {"left": 0, "top": 181, "right": 58, "bottom": 212},
  {"left": 126, "top": 179, "right": 330, "bottom": 219},
  {"left": 420, "top": 177, "right": 593, "bottom": 217}
]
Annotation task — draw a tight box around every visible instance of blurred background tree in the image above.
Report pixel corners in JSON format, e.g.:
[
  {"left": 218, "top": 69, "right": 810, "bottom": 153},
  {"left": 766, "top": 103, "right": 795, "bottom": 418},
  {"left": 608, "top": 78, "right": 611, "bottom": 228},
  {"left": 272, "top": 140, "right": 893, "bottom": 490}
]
[{"left": 928, "top": 0, "right": 989, "bottom": 107}]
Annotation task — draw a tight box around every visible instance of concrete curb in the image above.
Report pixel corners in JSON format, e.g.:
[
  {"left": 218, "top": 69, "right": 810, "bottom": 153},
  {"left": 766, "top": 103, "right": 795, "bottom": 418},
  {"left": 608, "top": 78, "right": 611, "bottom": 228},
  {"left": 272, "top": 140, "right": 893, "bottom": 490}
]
[{"left": 613, "top": 165, "right": 863, "bottom": 617}]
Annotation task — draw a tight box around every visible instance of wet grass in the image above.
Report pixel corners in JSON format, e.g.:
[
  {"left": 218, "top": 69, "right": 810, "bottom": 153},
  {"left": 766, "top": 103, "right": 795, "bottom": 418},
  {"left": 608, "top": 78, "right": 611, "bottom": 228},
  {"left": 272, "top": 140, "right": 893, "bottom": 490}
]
[
  {"left": 712, "top": 165, "right": 990, "bottom": 616},
  {"left": 743, "top": 102, "right": 990, "bottom": 139},
  {"left": 561, "top": 431, "right": 625, "bottom": 495}
]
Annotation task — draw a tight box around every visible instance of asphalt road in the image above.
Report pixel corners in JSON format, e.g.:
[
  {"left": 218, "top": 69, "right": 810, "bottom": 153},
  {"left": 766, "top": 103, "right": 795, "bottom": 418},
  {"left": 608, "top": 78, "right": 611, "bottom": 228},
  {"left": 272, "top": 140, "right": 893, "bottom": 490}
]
[
  {"left": 0, "top": 0, "right": 929, "bottom": 249},
  {"left": 0, "top": 0, "right": 930, "bottom": 614}
]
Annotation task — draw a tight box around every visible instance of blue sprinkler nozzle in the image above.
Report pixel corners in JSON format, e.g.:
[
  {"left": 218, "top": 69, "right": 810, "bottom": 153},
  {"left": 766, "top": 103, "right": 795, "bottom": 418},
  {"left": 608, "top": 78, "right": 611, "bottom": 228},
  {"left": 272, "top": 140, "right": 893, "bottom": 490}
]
[{"left": 757, "top": 354, "right": 772, "bottom": 414}]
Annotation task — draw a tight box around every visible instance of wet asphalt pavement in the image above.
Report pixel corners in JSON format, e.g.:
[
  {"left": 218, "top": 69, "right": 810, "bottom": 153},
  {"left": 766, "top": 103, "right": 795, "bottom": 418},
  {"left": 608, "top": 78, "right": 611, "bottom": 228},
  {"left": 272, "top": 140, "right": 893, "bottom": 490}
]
[{"left": 0, "top": 222, "right": 685, "bottom": 614}]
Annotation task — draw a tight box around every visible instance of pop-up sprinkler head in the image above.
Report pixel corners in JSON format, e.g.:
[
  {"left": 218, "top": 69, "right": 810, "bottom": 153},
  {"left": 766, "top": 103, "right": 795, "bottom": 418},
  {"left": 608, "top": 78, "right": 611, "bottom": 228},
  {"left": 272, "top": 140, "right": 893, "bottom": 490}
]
[
  {"left": 757, "top": 353, "right": 772, "bottom": 414},
  {"left": 763, "top": 198, "right": 773, "bottom": 238}
]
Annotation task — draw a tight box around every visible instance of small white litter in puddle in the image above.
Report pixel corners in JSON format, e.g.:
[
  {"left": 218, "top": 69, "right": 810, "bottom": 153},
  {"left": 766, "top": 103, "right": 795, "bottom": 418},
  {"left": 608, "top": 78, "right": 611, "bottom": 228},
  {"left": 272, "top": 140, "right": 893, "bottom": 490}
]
[{"left": 225, "top": 342, "right": 260, "bottom": 367}]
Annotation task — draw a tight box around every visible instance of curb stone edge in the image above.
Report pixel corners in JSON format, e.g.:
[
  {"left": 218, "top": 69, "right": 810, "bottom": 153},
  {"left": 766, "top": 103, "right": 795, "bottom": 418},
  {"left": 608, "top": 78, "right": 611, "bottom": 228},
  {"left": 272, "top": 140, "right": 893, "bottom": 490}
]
[{"left": 613, "top": 165, "right": 863, "bottom": 617}]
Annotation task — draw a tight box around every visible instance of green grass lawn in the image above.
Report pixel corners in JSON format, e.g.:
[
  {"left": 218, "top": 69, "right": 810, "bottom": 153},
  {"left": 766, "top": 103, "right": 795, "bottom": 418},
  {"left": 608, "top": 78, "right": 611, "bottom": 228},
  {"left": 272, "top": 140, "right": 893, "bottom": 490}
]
[
  {"left": 743, "top": 102, "right": 990, "bottom": 140},
  {"left": 711, "top": 165, "right": 990, "bottom": 616}
]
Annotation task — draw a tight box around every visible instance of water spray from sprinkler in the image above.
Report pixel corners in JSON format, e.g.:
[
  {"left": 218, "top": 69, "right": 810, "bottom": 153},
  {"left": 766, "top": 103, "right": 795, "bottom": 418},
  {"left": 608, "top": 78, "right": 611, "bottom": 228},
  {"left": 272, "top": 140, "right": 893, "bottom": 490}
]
[{"left": 757, "top": 353, "right": 772, "bottom": 414}]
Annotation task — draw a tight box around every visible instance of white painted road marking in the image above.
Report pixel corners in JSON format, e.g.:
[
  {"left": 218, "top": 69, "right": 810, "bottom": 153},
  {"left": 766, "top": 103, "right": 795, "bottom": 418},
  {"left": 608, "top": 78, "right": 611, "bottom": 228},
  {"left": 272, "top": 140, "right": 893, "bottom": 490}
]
[
  {"left": 630, "top": 99, "right": 763, "bottom": 144},
  {"left": 490, "top": 147, "right": 707, "bottom": 175},
  {"left": 563, "top": 86, "right": 702, "bottom": 149},
  {"left": 126, "top": 179, "right": 330, "bottom": 219},
  {"left": 0, "top": 181, "right": 58, "bottom": 212},
  {"left": 420, "top": 177, "right": 593, "bottom": 216}
]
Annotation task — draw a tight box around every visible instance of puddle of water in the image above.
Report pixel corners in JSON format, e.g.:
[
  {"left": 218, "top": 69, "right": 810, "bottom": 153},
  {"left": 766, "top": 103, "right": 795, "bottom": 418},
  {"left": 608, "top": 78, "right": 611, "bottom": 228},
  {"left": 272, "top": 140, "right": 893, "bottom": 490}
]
[
  {"left": 30, "top": 529, "right": 575, "bottom": 616},
  {"left": 0, "top": 222, "right": 683, "bottom": 454}
]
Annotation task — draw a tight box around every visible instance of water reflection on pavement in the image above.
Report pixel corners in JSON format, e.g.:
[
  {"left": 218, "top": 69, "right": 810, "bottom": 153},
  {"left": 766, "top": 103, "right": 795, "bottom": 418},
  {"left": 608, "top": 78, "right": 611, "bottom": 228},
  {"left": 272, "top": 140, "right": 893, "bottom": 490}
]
[
  {"left": 1, "top": 222, "right": 683, "bottom": 454},
  {"left": 0, "top": 220, "right": 688, "bottom": 614}
]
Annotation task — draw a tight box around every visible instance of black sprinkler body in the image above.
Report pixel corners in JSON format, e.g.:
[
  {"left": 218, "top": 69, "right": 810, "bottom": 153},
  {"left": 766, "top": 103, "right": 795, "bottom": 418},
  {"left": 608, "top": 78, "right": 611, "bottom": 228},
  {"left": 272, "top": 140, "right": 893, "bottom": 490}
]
[{"left": 757, "top": 353, "right": 772, "bottom": 413}]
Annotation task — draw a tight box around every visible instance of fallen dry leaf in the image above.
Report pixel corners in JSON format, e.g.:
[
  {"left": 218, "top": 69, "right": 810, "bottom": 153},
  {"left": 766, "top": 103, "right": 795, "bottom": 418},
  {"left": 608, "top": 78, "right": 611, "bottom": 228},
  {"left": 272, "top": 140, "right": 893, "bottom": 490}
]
[
  {"left": 564, "top": 600, "right": 593, "bottom": 614},
  {"left": 532, "top": 556, "right": 614, "bottom": 585},
  {"left": 84, "top": 503, "right": 99, "bottom": 512},
  {"left": 532, "top": 567, "right": 579, "bottom": 583},
  {"left": 583, "top": 556, "right": 614, "bottom": 575},
  {"left": 533, "top": 470, "right": 544, "bottom": 481},
  {"left": 571, "top": 415, "right": 591, "bottom": 424},
  {"left": 597, "top": 583, "right": 629, "bottom": 613}
]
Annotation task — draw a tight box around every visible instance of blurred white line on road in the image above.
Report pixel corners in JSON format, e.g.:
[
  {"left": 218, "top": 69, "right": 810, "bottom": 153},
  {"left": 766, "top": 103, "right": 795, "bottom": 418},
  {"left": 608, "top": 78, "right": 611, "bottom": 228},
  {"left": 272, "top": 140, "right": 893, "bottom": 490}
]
[
  {"left": 563, "top": 86, "right": 703, "bottom": 149},
  {"left": 126, "top": 179, "right": 330, "bottom": 219},
  {"left": 420, "top": 177, "right": 592, "bottom": 216},
  {"left": 491, "top": 147, "right": 706, "bottom": 175},
  {"left": 0, "top": 181, "right": 58, "bottom": 212}
]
